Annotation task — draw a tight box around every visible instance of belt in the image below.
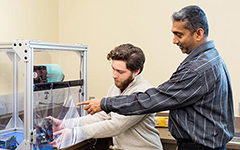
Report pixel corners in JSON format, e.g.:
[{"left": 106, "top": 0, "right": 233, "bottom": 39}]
[
  {"left": 177, "top": 140, "right": 226, "bottom": 150},
  {"left": 177, "top": 139, "right": 203, "bottom": 148}
]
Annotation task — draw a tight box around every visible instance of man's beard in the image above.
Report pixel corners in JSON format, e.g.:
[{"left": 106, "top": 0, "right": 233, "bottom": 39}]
[
  {"left": 114, "top": 75, "right": 134, "bottom": 89},
  {"left": 177, "top": 43, "right": 191, "bottom": 54}
]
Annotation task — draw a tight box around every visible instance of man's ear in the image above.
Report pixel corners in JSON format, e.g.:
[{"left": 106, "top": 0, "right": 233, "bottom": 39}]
[
  {"left": 133, "top": 69, "right": 140, "bottom": 77},
  {"left": 195, "top": 28, "right": 204, "bottom": 41}
]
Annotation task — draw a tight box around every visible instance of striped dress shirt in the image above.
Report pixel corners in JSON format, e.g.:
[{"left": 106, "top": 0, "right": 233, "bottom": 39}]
[{"left": 101, "top": 41, "right": 235, "bottom": 149}]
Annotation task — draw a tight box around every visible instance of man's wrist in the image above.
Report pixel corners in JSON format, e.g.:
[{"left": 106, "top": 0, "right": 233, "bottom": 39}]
[{"left": 100, "top": 97, "right": 109, "bottom": 113}]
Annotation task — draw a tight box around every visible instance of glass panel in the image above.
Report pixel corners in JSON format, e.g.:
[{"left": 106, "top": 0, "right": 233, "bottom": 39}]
[
  {"left": 0, "top": 51, "right": 24, "bottom": 149},
  {"left": 0, "top": 52, "right": 13, "bottom": 130},
  {"left": 0, "top": 42, "right": 87, "bottom": 150},
  {"left": 33, "top": 50, "right": 82, "bottom": 149}
]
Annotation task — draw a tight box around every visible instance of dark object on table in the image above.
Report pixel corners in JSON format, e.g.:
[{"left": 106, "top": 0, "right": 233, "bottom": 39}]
[
  {"left": 0, "top": 135, "right": 19, "bottom": 149},
  {"left": 35, "top": 119, "right": 53, "bottom": 145}
]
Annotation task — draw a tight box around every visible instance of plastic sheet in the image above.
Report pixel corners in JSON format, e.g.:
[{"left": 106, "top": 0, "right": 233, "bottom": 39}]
[
  {"left": 54, "top": 93, "right": 82, "bottom": 149},
  {"left": 33, "top": 87, "right": 81, "bottom": 150}
]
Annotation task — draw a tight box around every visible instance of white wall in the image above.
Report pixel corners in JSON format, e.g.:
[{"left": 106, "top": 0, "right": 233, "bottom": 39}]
[
  {"left": 0, "top": 0, "right": 239, "bottom": 116},
  {"left": 0, "top": 0, "right": 59, "bottom": 42},
  {"left": 0, "top": 0, "right": 59, "bottom": 94},
  {"left": 58, "top": 0, "right": 240, "bottom": 116}
]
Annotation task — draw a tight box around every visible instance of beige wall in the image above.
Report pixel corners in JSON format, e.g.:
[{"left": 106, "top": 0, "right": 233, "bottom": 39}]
[
  {"left": 0, "top": 0, "right": 59, "bottom": 42},
  {"left": 58, "top": 0, "right": 240, "bottom": 116},
  {"left": 0, "top": 0, "right": 58, "bottom": 94},
  {"left": 0, "top": 0, "right": 239, "bottom": 116}
]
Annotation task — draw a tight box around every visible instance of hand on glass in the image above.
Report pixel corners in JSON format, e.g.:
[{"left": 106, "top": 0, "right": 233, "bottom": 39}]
[
  {"left": 50, "top": 128, "right": 73, "bottom": 149},
  {"left": 46, "top": 116, "right": 64, "bottom": 135},
  {"left": 76, "top": 98, "right": 102, "bottom": 115}
]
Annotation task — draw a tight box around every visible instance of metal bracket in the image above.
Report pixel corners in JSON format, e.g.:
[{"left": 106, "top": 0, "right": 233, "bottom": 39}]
[
  {"left": 16, "top": 140, "right": 32, "bottom": 150},
  {"left": 12, "top": 40, "right": 31, "bottom": 62},
  {"left": 31, "top": 129, "right": 36, "bottom": 145},
  {"left": 6, "top": 51, "right": 21, "bottom": 62}
]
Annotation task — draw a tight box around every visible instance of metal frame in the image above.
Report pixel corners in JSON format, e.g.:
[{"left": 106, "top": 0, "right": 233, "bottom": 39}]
[{"left": 0, "top": 40, "right": 88, "bottom": 150}]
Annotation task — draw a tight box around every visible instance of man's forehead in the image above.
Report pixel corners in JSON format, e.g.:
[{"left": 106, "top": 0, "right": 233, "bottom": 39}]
[
  {"left": 171, "top": 21, "right": 190, "bottom": 33},
  {"left": 172, "top": 21, "right": 186, "bottom": 29},
  {"left": 112, "top": 60, "right": 128, "bottom": 70}
]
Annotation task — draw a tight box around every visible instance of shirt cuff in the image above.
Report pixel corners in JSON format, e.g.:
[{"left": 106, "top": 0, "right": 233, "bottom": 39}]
[
  {"left": 100, "top": 97, "right": 111, "bottom": 114},
  {"left": 72, "top": 126, "right": 88, "bottom": 144},
  {"left": 63, "top": 117, "right": 82, "bottom": 128}
]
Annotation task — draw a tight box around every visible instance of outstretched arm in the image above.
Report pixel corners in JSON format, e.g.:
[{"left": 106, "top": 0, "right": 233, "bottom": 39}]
[
  {"left": 76, "top": 98, "right": 102, "bottom": 115},
  {"left": 78, "top": 69, "right": 204, "bottom": 116},
  {"left": 100, "top": 69, "right": 204, "bottom": 115}
]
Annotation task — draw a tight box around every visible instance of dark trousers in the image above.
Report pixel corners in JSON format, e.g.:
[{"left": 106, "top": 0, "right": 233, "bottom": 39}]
[{"left": 177, "top": 140, "right": 226, "bottom": 150}]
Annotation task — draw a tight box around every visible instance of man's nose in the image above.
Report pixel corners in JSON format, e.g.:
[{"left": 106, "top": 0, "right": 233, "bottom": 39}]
[
  {"left": 172, "top": 36, "right": 179, "bottom": 44},
  {"left": 113, "top": 71, "right": 118, "bottom": 78}
]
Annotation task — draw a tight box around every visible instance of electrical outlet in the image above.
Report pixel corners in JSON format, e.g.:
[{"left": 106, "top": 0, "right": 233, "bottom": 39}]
[
  {"left": 89, "top": 96, "right": 95, "bottom": 100},
  {"left": 239, "top": 102, "right": 240, "bottom": 116}
]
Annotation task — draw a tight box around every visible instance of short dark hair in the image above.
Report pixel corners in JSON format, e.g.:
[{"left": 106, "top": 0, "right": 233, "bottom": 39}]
[
  {"left": 107, "top": 44, "right": 145, "bottom": 74},
  {"left": 171, "top": 5, "right": 209, "bottom": 37}
]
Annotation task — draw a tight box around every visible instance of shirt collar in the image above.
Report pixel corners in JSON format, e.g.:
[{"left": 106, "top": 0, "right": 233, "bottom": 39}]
[
  {"left": 121, "top": 79, "right": 134, "bottom": 93},
  {"left": 181, "top": 40, "right": 215, "bottom": 65},
  {"left": 120, "top": 75, "right": 140, "bottom": 93}
]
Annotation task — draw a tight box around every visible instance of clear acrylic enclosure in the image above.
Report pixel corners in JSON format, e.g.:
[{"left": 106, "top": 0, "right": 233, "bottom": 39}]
[{"left": 0, "top": 40, "right": 88, "bottom": 150}]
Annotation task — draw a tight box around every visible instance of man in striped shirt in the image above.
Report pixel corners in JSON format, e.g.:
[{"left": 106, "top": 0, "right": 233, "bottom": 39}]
[{"left": 79, "top": 5, "right": 234, "bottom": 150}]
